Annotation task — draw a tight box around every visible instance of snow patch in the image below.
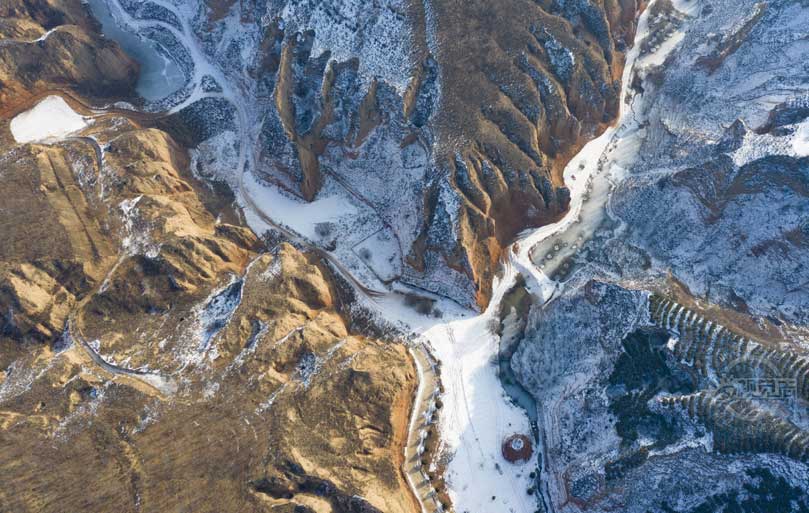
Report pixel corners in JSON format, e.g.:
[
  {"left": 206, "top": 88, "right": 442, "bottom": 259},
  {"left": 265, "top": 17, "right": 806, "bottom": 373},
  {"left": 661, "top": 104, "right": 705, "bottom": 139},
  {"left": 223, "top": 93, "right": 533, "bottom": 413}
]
[
  {"left": 731, "top": 119, "right": 809, "bottom": 166},
  {"left": 10, "top": 96, "right": 88, "bottom": 144},
  {"left": 242, "top": 172, "right": 358, "bottom": 241},
  {"left": 274, "top": 0, "right": 414, "bottom": 92},
  {"left": 196, "top": 278, "right": 244, "bottom": 353},
  {"left": 792, "top": 119, "right": 809, "bottom": 156}
]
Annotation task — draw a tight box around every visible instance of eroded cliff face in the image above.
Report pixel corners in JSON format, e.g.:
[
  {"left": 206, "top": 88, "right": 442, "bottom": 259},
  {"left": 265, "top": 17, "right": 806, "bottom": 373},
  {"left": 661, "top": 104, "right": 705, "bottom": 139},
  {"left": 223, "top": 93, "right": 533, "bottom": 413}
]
[
  {"left": 183, "top": 0, "right": 641, "bottom": 308},
  {"left": 503, "top": 0, "right": 809, "bottom": 510},
  {"left": 418, "top": 0, "right": 638, "bottom": 306},
  {"left": 0, "top": 4, "right": 418, "bottom": 512},
  {"left": 0, "top": 0, "right": 138, "bottom": 111},
  {"left": 1, "top": 244, "right": 417, "bottom": 513}
]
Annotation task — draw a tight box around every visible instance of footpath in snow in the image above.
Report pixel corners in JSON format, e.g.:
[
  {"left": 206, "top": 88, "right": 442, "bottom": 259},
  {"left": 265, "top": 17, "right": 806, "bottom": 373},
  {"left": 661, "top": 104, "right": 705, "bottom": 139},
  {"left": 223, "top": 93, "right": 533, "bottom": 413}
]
[
  {"left": 373, "top": 1, "right": 689, "bottom": 511},
  {"left": 69, "top": 0, "right": 684, "bottom": 512}
]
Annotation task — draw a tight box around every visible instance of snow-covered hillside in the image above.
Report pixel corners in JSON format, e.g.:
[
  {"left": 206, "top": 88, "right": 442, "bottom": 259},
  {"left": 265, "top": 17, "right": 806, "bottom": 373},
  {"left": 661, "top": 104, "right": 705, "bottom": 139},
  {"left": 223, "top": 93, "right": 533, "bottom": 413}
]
[{"left": 63, "top": 0, "right": 809, "bottom": 512}]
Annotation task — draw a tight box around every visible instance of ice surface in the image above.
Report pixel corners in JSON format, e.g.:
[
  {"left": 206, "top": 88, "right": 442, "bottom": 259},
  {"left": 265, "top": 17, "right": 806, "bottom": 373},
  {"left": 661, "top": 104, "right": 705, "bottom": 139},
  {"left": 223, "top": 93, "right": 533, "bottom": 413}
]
[
  {"left": 9, "top": 96, "right": 88, "bottom": 144},
  {"left": 376, "top": 283, "right": 538, "bottom": 513},
  {"left": 85, "top": 0, "right": 186, "bottom": 101}
]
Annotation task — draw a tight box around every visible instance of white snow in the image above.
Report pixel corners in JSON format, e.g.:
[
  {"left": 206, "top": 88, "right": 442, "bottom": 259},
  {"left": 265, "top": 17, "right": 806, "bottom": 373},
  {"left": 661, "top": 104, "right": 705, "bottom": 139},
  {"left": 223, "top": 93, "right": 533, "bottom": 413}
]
[
  {"left": 241, "top": 172, "right": 358, "bottom": 241},
  {"left": 195, "top": 278, "right": 244, "bottom": 354},
  {"left": 60, "top": 0, "right": 748, "bottom": 511},
  {"left": 732, "top": 118, "right": 809, "bottom": 166},
  {"left": 354, "top": 229, "right": 402, "bottom": 282},
  {"left": 641, "top": 29, "right": 685, "bottom": 67},
  {"left": 33, "top": 26, "right": 62, "bottom": 42},
  {"left": 239, "top": 170, "right": 402, "bottom": 292},
  {"left": 380, "top": 2, "right": 677, "bottom": 511},
  {"left": 377, "top": 278, "right": 538, "bottom": 513},
  {"left": 667, "top": 337, "right": 679, "bottom": 352},
  {"left": 9, "top": 96, "right": 88, "bottom": 144},
  {"left": 276, "top": 0, "right": 414, "bottom": 92},
  {"left": 792, "top": 119, "right": 809, "bottom": 156},
  {"left": 425, "top": 299, "right": 535, "bottom": 512},
  {"left": 351, "top": 2, "right": 672, "bottom": 511},
  {"left": 189, "top": 130, "right": 240, "bottom": 185}
]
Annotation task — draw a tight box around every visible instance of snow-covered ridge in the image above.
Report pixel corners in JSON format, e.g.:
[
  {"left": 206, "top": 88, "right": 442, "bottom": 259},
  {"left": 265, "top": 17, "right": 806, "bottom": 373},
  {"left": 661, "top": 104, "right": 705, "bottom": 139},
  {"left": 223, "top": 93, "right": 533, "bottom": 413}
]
[
  {"left": 362, "top": 2, "right": 674, "bottom": 511},
  {"left": 608, "top": 0, "right": 809, "bottom": 327},
  {"left": 732, "top": 117, "right": 809, "bottom": 166},
  {"left": 67, "top": 0, "right": 809, "bottom": 510},
  {"left": 273, "top": 0, "right": 415, "bottom": 93}
]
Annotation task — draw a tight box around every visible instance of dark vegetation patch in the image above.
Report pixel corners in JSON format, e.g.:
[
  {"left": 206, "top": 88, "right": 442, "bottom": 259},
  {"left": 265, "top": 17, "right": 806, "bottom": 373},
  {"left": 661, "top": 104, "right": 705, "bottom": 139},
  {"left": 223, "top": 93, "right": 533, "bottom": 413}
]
[
  {"left": 659, "top": 467, "right": 809, "bottom": 513},
  {"left": 605, "top": 328, "right": 695, "bottom": 479}
]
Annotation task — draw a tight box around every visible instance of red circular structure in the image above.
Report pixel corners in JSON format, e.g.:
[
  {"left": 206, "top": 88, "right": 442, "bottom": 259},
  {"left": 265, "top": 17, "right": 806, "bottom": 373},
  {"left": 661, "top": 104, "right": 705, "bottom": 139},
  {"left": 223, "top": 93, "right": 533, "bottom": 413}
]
[{"left": 502, "top": 434, "right": 533, "bottom": 463}]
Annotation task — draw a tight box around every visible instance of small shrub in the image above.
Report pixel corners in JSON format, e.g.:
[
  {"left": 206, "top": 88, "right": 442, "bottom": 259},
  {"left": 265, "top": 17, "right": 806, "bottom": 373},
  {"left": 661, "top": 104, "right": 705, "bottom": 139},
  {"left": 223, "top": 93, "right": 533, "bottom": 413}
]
[{"left": 315, "top": 222, "right": 332, "bottom": 238}]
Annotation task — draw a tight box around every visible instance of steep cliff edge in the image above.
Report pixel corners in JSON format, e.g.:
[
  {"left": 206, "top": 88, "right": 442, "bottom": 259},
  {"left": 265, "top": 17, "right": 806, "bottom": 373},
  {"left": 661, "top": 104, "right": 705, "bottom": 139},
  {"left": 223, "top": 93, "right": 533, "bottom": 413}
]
[
  {"left": 414, "top": 0, "right": 641, "bottom": 307},
  {"left": 0, "top": 0, "right": 138, "bottom": 112},
  {"left": 178, "top": 0, "right": 642, "bottom": 308},
  {"left": 0, "top": 4, "right": 418, "bottom": 512}
]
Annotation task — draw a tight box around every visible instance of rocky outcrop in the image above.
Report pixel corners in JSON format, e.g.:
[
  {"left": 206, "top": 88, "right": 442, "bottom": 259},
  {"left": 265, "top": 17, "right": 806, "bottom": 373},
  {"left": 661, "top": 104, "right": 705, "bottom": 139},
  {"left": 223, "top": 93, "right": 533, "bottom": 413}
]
[
  {"left": 0, "top": 247, "right": 417, "bottom": 513},
  {"left": 0, "top": 117, "right": 255, "bottom": 346},
  {"left": 183, "top": 0, "right": 642, "bottom": 308},
  {"left": 0, "top": 141, "right": 116, "bottom": 341},
  {"left": 0, "top": 263, "right": 76, "bottom": 340},
  {"left": 605, "top": 0, "right": 809, "bottom": 328},
  {"left": 422, "top": 0, "right": 639, "bottom": 307},
  {"left": 0, "top": 4, "right": 418, "bottom": 512},
  {"left": 0, "top": 0, "right": 138, "bottom": 112},
  {"left": 503, "top": 1, "right": 809, "bottom": 507},
  {"left": 511, "top": 279, "right": 809, "bottom": 513}
]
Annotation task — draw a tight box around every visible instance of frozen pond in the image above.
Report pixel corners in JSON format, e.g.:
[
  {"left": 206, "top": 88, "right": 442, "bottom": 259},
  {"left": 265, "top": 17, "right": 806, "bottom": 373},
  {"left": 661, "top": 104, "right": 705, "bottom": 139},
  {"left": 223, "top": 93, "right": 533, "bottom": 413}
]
[{"left": 85, "top": 0, "right": 185, "bottom": 101}]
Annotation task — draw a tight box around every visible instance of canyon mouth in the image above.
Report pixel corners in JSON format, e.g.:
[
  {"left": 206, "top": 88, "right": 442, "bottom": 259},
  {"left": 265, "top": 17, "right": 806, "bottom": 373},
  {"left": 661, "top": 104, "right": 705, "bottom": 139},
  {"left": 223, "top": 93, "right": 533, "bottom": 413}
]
[{"left": 2, "top": 0, "right": 809, "bottom": 512}]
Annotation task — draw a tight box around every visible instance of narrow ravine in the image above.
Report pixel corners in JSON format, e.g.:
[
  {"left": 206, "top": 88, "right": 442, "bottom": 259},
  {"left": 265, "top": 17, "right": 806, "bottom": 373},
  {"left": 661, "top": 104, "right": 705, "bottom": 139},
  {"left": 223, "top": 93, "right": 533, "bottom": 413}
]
[
  {"left": 382, "top": 1, "right": 696, "bottom": 511},
  {"left": 77, "top": 1, "right": 690, "bottom": 512}
]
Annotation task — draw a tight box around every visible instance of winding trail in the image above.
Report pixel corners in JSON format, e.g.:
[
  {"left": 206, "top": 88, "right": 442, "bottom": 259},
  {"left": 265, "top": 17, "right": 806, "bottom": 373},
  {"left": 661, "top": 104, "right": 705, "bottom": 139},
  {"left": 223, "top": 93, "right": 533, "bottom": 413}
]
[
  {"left": 0, "top": 26, "right": 71, "bottom": 48},
  {"left": 67, "top": 318, "right": 176, "bottom": 397},
  {"left": 63, "top": 1, "right": 676, "bottom": 512},
  {"left": 509, "top": 0, "right": 690, "bottom": 509},
  {"left": 390, "top": 0, "right": 682, "bottom": 510},
  {"left": 0, "top": 87, "right": 160, "bottom": 121},
  {"left": 238, "top": 169, "right": 387, "bottom": 298},
  {"left": 94, "top": 0, "right": 389, "bottom": 299}
]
